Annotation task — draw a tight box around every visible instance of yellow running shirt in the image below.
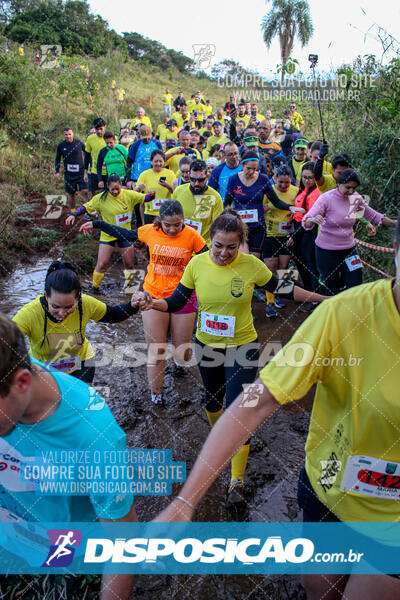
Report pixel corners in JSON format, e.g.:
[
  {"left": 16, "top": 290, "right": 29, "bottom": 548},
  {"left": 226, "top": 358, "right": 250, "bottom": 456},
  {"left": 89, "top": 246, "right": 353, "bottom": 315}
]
[
  {"left": 172, "top": 183, "right": 223, "bottom": 245},
  {"left": 260, "top": 279, "right": 400, "bottom": 533},
  {"left": 165, "top": 149, "right": 201, "bottom": 175},
  {"left": 13, "top": 294, "right": 107, "bottom": 369},
  {"left": 85, "top": 133, "right": 106, "bottom": 175},
  {"left": 206, "top": 134, "right": 230, "bottom": 151},
  {"left": 317, "top": 173, "right": 336, "bottom": 194},
  {"left": 137, "top": 168, "right": 176, "bottom": 216},
  {"left": 83, "top": 189, "right": 145, "bottom": 242},
  {"left": 130, "top": 116, "right": 152, "bottom": 129},
  {"left": 264, "top": 184, "right": 298, "bottom": 236},
  {"left": 180, "top": 252, "right": 273, "bottom": 347}
]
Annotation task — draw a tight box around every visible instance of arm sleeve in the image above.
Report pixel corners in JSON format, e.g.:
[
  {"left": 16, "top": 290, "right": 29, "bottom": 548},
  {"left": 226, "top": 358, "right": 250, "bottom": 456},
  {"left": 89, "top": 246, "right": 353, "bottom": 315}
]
[
  {"left": 208, "top": 167, "right": 219, "bottom": 193},
  {"left": 96, "top": 148, "right": 107, "bottom": 180},
  {"left": 224, "top": 176, "right": 235, "bottom": 207},
  {"left": 362, "top": 204, "right": 385, "bottom": 225},
  {"left": 98, "top": 301, "right": 138, "bottom": 323},
  {"left": 91, "top": 220, "right": 138, "bottom": 242},
  {"left": 84, "top": 151, "right": 91, "bottom": 170},
  {"left": 263, "top": 179, "right": 291, "bottom": 210},
  {"left": 261, "top": 274, "right": 295, "bottom": 299},
  {"left": 229, "top": 122, "right": 239, "bottom": 144},
  {"left": 314, "top": 157, "right": 324, "bottom": 182},
  {"left": 54, "top": 145, "right": 62, "bottom": 173},
  {"left": 164, "top": 283, "right": 194, "bottom": 313}
]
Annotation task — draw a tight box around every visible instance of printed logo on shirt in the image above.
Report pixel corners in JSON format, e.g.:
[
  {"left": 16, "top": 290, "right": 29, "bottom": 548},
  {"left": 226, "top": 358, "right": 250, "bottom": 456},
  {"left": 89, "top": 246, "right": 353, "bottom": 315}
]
[
  {"left": 42, "top": 529, "right": 82, "bottom": 567},
  {"left": 231, "top": 277, "right": 244, "bottom": 298}
]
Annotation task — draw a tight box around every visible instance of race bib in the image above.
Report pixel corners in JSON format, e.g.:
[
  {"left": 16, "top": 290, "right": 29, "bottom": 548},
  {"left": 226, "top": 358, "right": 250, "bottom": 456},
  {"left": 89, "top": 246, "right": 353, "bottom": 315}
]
[
  {"left": 278, "top": 221, "right": 292, "bottom": 233},
  {"left": 341, "top": 455, "right": 400, "bottom": 499},
  {"left": 152, "top": 198, "right": 167, "bottom": 210},
  {"left": 238, "top": 209, "right": 258, "bottom": 223},
  {"left": 115, "top": 211, "right": 131, "bottom": 226},
  {"left": 184, "top": 218, "right": 202, "bottom": 233},
  {"left": 200, "top": 311, "right": 235, "bottom": 337},
  {"left": 0, "top": 439, "right": 35, "bottom": 492},
  {"left": 49, "top": 356, "right": 82, "bottom": 373},
  {"left": 67, "top": 164, "right": 79, "bottom": 173},
  {"left": 345, "top": 255, "right": 362, "bottom": 271}
]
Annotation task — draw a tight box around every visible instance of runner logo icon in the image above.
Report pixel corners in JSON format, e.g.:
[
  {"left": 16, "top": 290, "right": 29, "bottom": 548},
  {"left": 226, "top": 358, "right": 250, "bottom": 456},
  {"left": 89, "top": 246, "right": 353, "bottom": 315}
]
[{"left": 42, "top": 529, "right": 82, "bottom": 567}]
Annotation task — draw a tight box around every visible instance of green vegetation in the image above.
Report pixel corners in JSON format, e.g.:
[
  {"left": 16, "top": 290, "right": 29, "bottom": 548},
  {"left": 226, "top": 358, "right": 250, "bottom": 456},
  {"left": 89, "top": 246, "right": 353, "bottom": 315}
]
[{"left": 62, "top": 233, "right": 98, "bottom": 274}]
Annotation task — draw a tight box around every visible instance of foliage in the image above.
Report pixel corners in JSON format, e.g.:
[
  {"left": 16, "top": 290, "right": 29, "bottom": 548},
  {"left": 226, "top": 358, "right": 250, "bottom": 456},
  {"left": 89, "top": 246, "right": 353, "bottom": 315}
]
[
  {"left": 5, "top": 0, "right": 126, "bottom": 56},
  {"left": 261, "top": 0, "right": 313, "bottom": 83},
  {"left": 62, "top": 233, "right": 98, "bottom": 273},
  {"left": 123, "top": 31, "right": 193, "bottom": 73}
]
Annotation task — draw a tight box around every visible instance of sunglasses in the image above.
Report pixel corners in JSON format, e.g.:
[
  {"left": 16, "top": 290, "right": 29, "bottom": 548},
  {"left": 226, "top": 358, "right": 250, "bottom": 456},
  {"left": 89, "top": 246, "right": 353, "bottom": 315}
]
[{"left": 190, "top": 176, "right": 207, "bottom": 183}]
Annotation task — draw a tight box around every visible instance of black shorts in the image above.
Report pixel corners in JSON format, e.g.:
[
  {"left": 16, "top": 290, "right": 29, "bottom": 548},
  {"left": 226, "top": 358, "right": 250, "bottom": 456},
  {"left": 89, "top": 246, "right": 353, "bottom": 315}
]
[
  {"left": 297, "top": 466, "right": 400, "bottom": 579},
  {"left": 247, "top": 226, "right": 266, "bottom": 254},
  {"left": 99, "top": 239, "right": 132, "bottom": 248},
  {"left": 88, "top": 173, "right": 107, "bottom": 193},
  {"left": 262, "top": 235, "right": 290, "bottom": 258},
  {"left": 65, "top": 176, "right": 88, "bottom": 195}
]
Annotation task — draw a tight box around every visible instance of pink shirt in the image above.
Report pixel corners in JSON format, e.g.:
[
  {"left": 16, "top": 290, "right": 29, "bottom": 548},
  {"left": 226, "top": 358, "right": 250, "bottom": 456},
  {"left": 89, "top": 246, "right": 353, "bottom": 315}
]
[{"left": 302, "top": 188, "right": 384, "bottom": 250}]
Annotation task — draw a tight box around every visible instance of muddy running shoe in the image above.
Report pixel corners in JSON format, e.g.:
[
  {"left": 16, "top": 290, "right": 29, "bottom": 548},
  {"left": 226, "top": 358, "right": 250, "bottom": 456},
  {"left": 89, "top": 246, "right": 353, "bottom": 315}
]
[
  {"left": 151, "top": 393, "right": 164, "bottom": 406},
  {"left": 266, "top": 303, "right": 277, "bottom": 318},
  {"left": 226, "top": 478, "right": 247, "bottom": 520},
  {"left": 173, "top": 363, "right": 185, "bottom": 377},
  {"left": 274, "top": 296, "right": 286, "bottom": 309}
]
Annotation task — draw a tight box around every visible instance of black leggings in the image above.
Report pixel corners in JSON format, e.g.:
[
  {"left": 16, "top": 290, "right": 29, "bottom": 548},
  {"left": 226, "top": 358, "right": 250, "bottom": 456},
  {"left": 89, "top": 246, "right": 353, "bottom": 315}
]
[
  {"left": 291, "top": 222, "right": 319, "bottom": 292},
  {"left": 316, "top": 245, "right": 362, "bottom": 296},
  {"left": 195, "top": 340, "right": 259, "bottom": 413},
  {"left": 71, "top": 366, "right": 95, "bottom": 384}
]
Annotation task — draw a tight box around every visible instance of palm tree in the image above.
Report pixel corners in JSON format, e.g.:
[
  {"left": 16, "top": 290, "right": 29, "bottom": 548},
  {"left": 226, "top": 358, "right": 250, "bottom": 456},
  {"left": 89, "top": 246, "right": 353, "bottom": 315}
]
[{"left": 261, "top": 0, "right": 313, "bottom": 83}]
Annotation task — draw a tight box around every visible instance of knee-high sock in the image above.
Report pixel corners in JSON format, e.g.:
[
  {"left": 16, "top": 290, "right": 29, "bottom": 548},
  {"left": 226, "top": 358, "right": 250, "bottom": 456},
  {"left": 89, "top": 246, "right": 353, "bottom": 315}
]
[
  {"left": 231, "top": 444, "right": 250, "bottom": 483},
  {"left": 92, "top": 270, "right": 105, "bottom": 289},
  {"left": 206, "top": 408, "right": 223, "bottom": 428},
  {"left": 266, "top": 291, "right": 274, "bottom": 304}
]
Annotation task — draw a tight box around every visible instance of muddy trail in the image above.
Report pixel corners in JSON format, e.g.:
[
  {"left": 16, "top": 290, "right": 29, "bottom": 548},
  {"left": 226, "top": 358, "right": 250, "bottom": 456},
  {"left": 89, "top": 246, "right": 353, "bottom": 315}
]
[{"left": 0, "top": 246, "right": 315, "bottom": 600}]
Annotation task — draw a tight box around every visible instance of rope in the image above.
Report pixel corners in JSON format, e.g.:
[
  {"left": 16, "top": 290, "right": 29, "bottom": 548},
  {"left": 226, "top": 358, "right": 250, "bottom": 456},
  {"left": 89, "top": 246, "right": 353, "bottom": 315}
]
[
  {"left": 360, "top": 259, "right": 392, "bottom": 278},
  {"left": 355, "top": 238, "right": 395, "bottom": 253}
]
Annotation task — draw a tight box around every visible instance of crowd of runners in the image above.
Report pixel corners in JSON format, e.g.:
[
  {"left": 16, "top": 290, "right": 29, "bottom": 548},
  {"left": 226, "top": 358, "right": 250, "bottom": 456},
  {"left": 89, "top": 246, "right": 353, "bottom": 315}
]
[{"left": 1, "top": 87, "right": 399, "bottom": 599}]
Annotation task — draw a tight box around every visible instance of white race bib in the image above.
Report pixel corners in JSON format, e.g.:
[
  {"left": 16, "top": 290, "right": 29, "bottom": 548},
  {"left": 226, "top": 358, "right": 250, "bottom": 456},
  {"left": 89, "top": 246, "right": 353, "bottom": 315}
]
[
  {"left": 115, "top": 211, "right": 131, "bottom": 226},
  {"left": 278, "top": 221, "right": 292, "bottom": 233},
  {"left": 0, "top": 439, "right": 35, "bottom": 492},
  {"left": 340, "top": 455, "right": 400, "bottom": 499},
  {"left": 238, "top": 209, "right": 258, "bottom": 223},
  {"left": 49, "top": 356, "right": 82, "bottom": 373},
  {"left": 200, "top": 311, "right": 235, "bottom": 337},
  {"left": 152, "top": 198, "right": 167, "bottom": 210},
  {"left": 184, "top": 218, "right": 202, "bottom": 233},
  {"left": 345, "top": 255, "right": 362, "bottom": 271},
  {"left": 67, "top": 163, "right": 80, "bottom": 173}
]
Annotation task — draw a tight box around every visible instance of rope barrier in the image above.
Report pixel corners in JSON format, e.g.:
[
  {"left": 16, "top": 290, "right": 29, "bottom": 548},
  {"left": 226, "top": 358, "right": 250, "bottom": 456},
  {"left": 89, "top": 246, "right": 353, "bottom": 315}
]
[
  {"left": 355, "top": 238, "right": 395, "bottom": 253},
  {"left": 360, "top": 259, "right": 392, "bottom": 278}
]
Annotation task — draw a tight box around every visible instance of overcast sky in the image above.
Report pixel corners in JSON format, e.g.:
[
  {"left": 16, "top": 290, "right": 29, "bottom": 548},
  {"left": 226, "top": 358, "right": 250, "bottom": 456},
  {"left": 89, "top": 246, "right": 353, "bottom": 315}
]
[{"left": 88, "top": 0, "right": 400, "bottom": 77}]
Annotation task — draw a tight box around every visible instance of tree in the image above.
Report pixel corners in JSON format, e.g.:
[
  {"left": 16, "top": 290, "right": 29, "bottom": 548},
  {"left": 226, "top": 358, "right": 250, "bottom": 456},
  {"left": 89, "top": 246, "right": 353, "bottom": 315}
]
[{"left": 261, "top": 0, "right": 313, "bottom": 83}]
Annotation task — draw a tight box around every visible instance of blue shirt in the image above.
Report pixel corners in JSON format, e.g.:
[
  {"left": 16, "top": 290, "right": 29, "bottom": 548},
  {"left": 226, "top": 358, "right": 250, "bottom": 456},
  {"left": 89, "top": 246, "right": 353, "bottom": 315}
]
[
  {"left": 129, "top": 139, "right": 161, "bottom": 181},
  {"left": 0, "top": 360, "right": 133, "bottom": 523}
]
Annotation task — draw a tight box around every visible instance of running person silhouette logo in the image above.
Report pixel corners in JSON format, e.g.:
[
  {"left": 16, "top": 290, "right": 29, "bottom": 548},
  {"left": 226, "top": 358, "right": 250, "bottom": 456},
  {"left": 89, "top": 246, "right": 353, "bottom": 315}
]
[{"left": 42, "top": 529, "right": 82, "bottom": 567}]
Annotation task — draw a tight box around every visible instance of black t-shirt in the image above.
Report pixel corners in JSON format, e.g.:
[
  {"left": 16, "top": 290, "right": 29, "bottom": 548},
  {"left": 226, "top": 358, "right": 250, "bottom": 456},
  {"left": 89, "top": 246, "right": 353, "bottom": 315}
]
[{"left": 55, "top": 139, "right": 85, "bottom": 177}]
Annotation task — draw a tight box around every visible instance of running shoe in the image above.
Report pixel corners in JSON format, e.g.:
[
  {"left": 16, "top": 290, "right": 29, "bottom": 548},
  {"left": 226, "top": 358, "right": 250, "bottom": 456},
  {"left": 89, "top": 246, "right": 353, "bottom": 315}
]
[
  {"left": 274, "top": 296, "right": 286, "bottom": 308},
  {"left": 151, "top": 394, "right": 164, "bottom": 406},
  {"left": 266, "top": 303, "right": 277, "bottom": 318},
  {"left": 253, "top": 288, "right": 266, "bottom": 302},
  {"left": 226, "top": 478, "right": 247, "bottom": 521}
]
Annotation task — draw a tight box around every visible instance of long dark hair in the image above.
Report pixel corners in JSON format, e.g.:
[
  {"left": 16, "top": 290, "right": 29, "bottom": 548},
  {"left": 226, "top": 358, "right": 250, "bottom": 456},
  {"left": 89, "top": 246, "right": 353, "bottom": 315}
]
[
  {"left": 153, "top": 200, "right": 184, "bottom": 230},
  {"left": 100, "top": 173, "right": 121, "bottom": 201},
  {"left": 42, "top": 261, "right": 83, "bottom": 348}
]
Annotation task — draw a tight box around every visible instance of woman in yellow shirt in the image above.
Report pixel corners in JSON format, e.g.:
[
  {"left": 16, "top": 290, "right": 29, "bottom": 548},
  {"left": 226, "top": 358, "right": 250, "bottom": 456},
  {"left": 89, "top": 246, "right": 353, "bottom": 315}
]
[
  {"left": 136, "top": 211, "right": 325, "bottom": 512},
  {"left": 136, "top": 150, "right": 175, "bottom": 224},
  {"left": 66, "top": 173, "right": 154, "bottom": 292},
  {"left": 13, "top": 261, "right": 139, "bottom": 383}
]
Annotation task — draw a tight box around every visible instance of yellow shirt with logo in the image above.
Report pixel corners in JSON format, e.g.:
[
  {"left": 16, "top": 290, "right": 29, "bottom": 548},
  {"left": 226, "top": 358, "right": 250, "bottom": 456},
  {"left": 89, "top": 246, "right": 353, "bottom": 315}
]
[
  {"left": 130, "top": 116, "right": 152, "bottom": 129},
  {"left": 260, "top": 279, "right": 400, "bottom": 535},
  {"left": 172, "top": 183, "right": 223, "bottom": 245},
  {"left": 83, "top": 189, "right": 145, "bottom": 242},
  {"left": 190, "top": 102, "right": 206, "bottom": 120},
  {"left": 317, "top": 173, "right": 336, "bottom": 194},
  {"left": 85, "top": 133, "right": 106, "bottom": 175},
  {"left": 13, "top": 294, "right": 107, "bottom": 368},
  {"left": 264, "top": 184, "right": 298, "bottom": 236},
  {"left": 206, "top": 134, "right": 230, "bottom": 151},
  {"left": 162, "top": 93, "right": 173, "bottom": 106},
  {"left": 137, "top": 168, "right": 176, "bottom": 216},
  {"left": 291, "top": 157, "right": 306, "bottom": 181},
  {"left": 180, "top": 252, "right": 272, "bottom": 347}
]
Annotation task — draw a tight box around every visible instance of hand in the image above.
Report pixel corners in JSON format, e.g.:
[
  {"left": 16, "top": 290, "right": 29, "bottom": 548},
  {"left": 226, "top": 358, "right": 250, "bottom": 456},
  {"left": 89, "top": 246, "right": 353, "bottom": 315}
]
[
  {"left": 83, "top": 171, "right": 88, "bottom": 183},
  {"left": 135, "top": 183, "right": 146, "bottom": 193},
  {"left": 98, "top": 180, "right": 104, "bottom": 188},
  {"left": 311, "top": 215, "right": 326, "bottom": 226},
  {"left": 54, "top": 172, "right": 60, "bottom": 181},
  {"left": 263, "top": 205, "right": 270, "bottom": 213},
  {"left": 126, "top": 180, "right": 134, "bottom": 190},
  {"left": 178, "top": 146, "right": 186, "bottom": 154},
  {"left": 152, "top": 499, "right": 194, "bottom": 523},
  {"left": 366, "top": 223, "right": 376, "bottom": 236},
  {"left": 290, "top": 206, "right": 305, "bottom": 214},
  {"left": 318, "top": 143, "right": 329, "bottom": 159},
  {"left": 229, "top": 107, "right": 237, "bottom": 121},
  {"left": 131, "top": 291, "right": 144, "bottom": 308},
  {"left": 65, "top": 215, "right": 75, "bottom": 226},
  {"left": 140, "top": 291, "right": 154, "bottom": 311},
  {"left": 79, "top": 222, "right": 93, "bottom": 236},
  {"left": 286, "top": 236, "right": 294, "bottom": 247}
]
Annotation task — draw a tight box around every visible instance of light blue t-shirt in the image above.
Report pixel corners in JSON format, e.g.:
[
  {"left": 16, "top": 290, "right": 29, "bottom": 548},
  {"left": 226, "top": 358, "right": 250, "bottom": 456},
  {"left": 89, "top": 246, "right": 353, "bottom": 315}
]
[
  {"left": 0, "top": 360, "right": 133, "bottom": 523},
  {"left": 218, "top": 164, "right": 242, "bottom": 201},
  {"left": 132, "top": 140, "right": 159, "bottom": 181}
]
